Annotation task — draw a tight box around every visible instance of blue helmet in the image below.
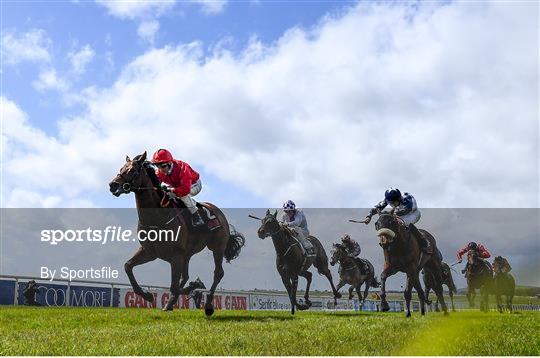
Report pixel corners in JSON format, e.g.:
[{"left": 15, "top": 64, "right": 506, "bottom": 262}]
[
  {"left": 283, "top": 200, "right": 296, "bottom": 211},
  {"left": 384, "top": 187, "right": 402, "bottom": 202}
]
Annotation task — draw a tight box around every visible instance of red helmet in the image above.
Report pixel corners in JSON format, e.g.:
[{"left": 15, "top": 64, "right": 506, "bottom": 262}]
[{"left": 152, "top": 149, "right": 174, "bottom": 163}]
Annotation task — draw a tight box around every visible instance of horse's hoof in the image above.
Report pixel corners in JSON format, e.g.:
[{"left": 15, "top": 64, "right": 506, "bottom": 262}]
[
  {"left": 334, "top": 292, "right": 342, "bottom": 299},
  {"left": 406, "top": 312, "right": 411, "bottom": 318},
  {"left": 142, "top": 291, "right": 154, "bottom": 302},
  {"left": 348, "top": 295, "right": 354, "bottom": 300},
  {"left": 162, "top": 305, "right": 173, "bottom": 312},
  {"left": 425, "top": 299, "right": 432, "bottom": 305},
  {"left": 205, "top": 306, "right": 214, "bottom": 316},
  {"left": 381, "top": 301, "right": 390, "bottom": 312},
  {"left": 305, "top": 299, "right": 312, "bottom": 307},
  {"left": 297, "top": 304, "right": 310, "bottom": 311}
]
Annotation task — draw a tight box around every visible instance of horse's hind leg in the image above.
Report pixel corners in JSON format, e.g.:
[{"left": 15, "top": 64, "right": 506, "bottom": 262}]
[
  {"left": 317, "top": 265, "right": 341, "bottom": 299},
  {"left": 412, "top": 276, "right": 427, "bottom": 316},
  {"left": 362, "top": 281, "right": 369, "bottom": 305},
  {"left": 348, "top": 286, "right": 355, "bottom": 300},
  {"left": 404, "top": 275, "right": 414, "bottom": 317},
  {"left": 299, "top": 270, "right": 313, "bottom": 307},
  {"left": 125, "top": 247, "right": 157, "bottom": 302},
  {"left": 204, "top": 250, "right": 225, "bottom": 316}
]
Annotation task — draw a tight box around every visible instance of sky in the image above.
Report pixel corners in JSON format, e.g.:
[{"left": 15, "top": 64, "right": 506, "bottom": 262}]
[{"left": 1, "top": 1, "right": 539, "bottom": 290}]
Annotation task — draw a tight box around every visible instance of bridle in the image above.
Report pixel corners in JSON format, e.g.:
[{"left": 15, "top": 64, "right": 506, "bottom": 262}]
[
  {"left": 115, "top": 162, "right": 156, "bottom": 193},
  {"left": 332, "top": 245, "right": 356, "bottom": 271}
]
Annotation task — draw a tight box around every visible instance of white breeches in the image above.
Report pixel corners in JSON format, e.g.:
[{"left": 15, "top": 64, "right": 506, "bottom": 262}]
[
  {"left": 180, "top": 179, "right": 202, "bottom": 214},
  {"left": 399, "top": 210, "right": 421, "bottom": 226}
]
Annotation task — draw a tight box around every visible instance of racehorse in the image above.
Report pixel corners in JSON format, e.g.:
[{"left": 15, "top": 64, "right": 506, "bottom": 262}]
[
  {"left": 423, "top": 262, "right": 457, "bottom": 312},
  {"left": 255, "top": 210, "right": 341, "bottom": 314},
  {"left": 374, "top": 212, "right": 448, "bottom": 317},
  {"left": 109, "top": 152, "right": 245, "bottom": 316},
  {"left": 492, "top": 256, "right": 515, "bottom": 313},
  {"left": 465, "top": 250, "right": 493, "bottom": 312},
  {"left": 330, "top": 243, "right": 379, "bottom": 306}
]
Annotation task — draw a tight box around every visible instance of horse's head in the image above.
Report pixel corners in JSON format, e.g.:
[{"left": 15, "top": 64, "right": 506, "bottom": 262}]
[
  {"left": 330, "top": 243, "right": 346, "bottom": 266},
  {"left": 109, "top": 151, "right": 154, "bottom": 196},
  {"left": 374, "top": 212, "right": 401, "bottom": 249},
  {"left": 493, "top": 256, "right": 506, "bottom": 274},
  {"left": 257, "top": 209, "right": 281, "bottom": 239},
  {"left": 467, "top": 249, "right": 478, "bottom": 266}
]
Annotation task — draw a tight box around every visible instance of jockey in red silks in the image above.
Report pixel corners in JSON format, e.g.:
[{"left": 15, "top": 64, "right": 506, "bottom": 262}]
[
  {"left": 152, "top": 149, "right": 204, "bottom": 227},
  {"left": 456, "top": 242, "right": 491, "bottom": 274}
]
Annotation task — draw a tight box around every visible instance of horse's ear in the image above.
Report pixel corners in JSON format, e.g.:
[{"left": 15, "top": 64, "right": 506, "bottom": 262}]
[
  {"left": 273, "top": 210, "right": 278, "bottom": 218},
  {"left": 126, "top": 155, "right": 131, "bottom": 162},
  {"left": 266, "top": 209, "right": 270, "bottom": 216},
  {"left": 139, "top": 151, "right": 147, "bottom": 162}
]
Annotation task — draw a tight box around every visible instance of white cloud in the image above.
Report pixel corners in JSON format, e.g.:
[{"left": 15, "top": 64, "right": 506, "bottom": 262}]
[
  {"left": 68, "top": 44, "right": 95, "bottom": 74},
  {"left": 95, "top": 0, "right": 175, "bottom": 43},
  {"left": 193, "top": 0, "right": 227, "bottom": 15},
  {"left": 137, "top": 20, "right": 160, "bottom": 44},
  {"left": 2, "top": 2, "right": 539, "bottom": 209},
  {"left": 94, "top": 0, "right": 175, "bottom": 20},
  {"left": 32, "top": 69, "right": 69, "bottom": 92},
  {"left": 1, "top": 29, "right": 51, "bottom": 65}
]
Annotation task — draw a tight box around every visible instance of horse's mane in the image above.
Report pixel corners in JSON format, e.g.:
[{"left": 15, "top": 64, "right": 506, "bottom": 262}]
[{"left": 143, "top": 162, "right": 161, "bottom": 188}]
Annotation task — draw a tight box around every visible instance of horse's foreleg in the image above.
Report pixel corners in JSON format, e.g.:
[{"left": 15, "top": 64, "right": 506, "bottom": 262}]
[
  {"left": 125, "top": 247, "right": 157, "bottom": 302},
  {"left": 292, "top": 275, "right": 308, "bottom": 311},
  {"left": 380, "top": 268, "right": 393, "bottom": 312},
  {"left": 204, "top": 250, "right": 224, "bottom": 317},
  {"left": 163, "top": 254, "right": 185, "bottom": 311},
  {"left": 299, "top": 270, "right": 312, "bottom": 307},
  {"left": 279, "top": 273, "right": 294, "bottom": 314},
  {"left": 178, "top": 255, "right": 192, "bottom": 295}
]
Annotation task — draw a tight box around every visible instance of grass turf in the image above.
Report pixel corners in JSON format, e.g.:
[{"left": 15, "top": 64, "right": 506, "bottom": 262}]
[{"left": 0, "top": 307, "right": 538, "bottom": 355}]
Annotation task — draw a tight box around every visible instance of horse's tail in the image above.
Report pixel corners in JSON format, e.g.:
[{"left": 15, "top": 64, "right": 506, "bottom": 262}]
[
  {"left": 308, "top": 237, "right": 330, "bottom": 275},
  {"left": 224, "top": 224, "right": 245, "bottom": 263}
]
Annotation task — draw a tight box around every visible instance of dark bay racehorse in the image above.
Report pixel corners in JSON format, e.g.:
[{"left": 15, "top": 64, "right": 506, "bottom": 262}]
[
  {"left": 330, "top": 243, "right": 380, "bottom": 306},
  {"left": 255, "top": 210, "right": 341, "bottom": 314},
  {"left": 375, "top": 212, "right": 448, "bottom": 317},
  {"left": 493, "top": 256, "right": 515, "bottom": 313},
  {"left": 109, "top": 152, "right": 245, "bottom": 316},
  {"left": 465, "top": 250, "right": 493, "bottom": 312},
  {"left": 423, "top": 262, "right": 457, "bottom": 312}
]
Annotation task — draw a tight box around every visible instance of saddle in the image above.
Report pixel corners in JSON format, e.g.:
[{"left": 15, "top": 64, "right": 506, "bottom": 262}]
[
  {"left": 284, "top": 226, "right": 316, "bottom": 257},
  {"left": 167, "top": 199, "right": 222, "bottom": 231}
]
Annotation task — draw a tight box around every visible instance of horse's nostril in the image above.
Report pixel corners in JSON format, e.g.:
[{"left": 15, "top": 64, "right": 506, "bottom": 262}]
[{"left": 109, "top": 182, "right": 119, "bottom": 192}]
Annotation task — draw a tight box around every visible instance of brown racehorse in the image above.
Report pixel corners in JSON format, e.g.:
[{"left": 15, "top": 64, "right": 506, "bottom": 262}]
[
  {"left": 374, "top": 212, "right": 448, "bottom": 317},
  {"left": 255, "top": 210, "right": 341, "bottom": 314},
  {"left": 423, "top": 262, "right": 457, "bottom": 312},
  {"left": 109, "top": 152, "right": 244, "bottom": 316},
  {"left": 330, "top": 243, "right": 380, "bottom": 306},
  {"left": 492, "top": 256, "right": 515, "bottom": 313},
  {"left": 465, "top": 250, "right": 493, "bottom": 312}
]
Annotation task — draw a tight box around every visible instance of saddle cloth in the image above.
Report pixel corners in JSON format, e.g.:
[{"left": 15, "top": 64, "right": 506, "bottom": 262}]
[
  {"left": 168, "top": 200, "right": 222, "bottom": 231},
  {"left": 286, "top": 227, "right": 316, "bottom": 256}
]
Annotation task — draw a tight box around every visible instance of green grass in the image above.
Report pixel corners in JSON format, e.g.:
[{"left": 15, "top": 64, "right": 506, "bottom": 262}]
[{"left": 0, "top": 307, "right": 538, "bottom": 355}]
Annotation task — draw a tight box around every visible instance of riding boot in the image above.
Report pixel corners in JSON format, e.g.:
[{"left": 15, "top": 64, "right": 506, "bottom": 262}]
[
  {"left": 409, "top": 223, "right": 432, "bottom": 254},
  {"left": 191, "top": 210, "right": 205, "bottom": 227}
]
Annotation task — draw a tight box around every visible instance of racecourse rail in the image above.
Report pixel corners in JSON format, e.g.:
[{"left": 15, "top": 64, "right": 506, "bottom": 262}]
[{"left": 1, "top": 274, "right": 539, "bottom": 312}]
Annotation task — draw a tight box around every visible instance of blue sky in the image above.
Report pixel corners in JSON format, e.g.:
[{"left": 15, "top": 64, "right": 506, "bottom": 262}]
[{"left": 1, "top": 1, "right": 538, "bottom": 209}]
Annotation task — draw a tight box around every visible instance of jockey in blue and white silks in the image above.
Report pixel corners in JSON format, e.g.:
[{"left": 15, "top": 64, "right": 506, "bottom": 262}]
[{"left": 281, "top": 200, "right": 310, "bottom": 238}]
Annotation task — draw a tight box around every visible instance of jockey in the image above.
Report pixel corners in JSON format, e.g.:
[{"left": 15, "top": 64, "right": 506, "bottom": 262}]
[
  {"left": 281, "top": 200, "right": 310, "bottom": 238},
  {"left": 457, "top": 242, "right": 491, "bottom": 274},
  {"left": 366, "top": 187, "right": 432, "bottom": 254},
  {"left": 341, "top": 234, "right": 368, "bottom": 272},
  {"left": 152, "top": 149, "right": 204, "bottom": 227}
]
